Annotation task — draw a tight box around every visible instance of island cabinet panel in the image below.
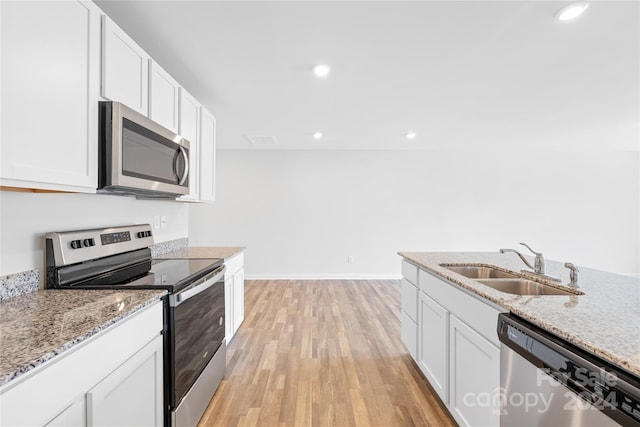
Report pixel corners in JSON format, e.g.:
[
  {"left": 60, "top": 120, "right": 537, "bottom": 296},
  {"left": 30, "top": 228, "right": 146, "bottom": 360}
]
[
  {"left": 418, "top": 291, "right": 449, "bottom": 404},
  {"left": 401, "top": 260, "right": 418, "bottom": 285},
  {"left": 0, "top": 0, "right": 100, "bottom": 192},
  {"left": 400, "top": 259, "right": 505, "bottom": 427},
  {"left": 401, "top": 311, "right": 418, "bottom": 359},
  {"left": 0, "top": 302, "right": 163, "bottom": 427},
  {"left": 449, "top": 315, "right": 500, "bottom": 427},
  {"left": 419, "top": 269, "right": 503, "bottom": 347},
  {"left": 401, "top": 277, "right": 419, "bottom": 358}
]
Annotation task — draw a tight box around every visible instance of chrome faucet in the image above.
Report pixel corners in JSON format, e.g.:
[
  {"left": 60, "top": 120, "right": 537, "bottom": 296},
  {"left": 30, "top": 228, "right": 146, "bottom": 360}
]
[
  {"left": 499, "top": 242, "right": 560, "bottom": 282},
  {"left": 564, "top": 262, "right": 579, "bottom": 288},
  {"left": 499, "top": 242, "right": 545, "bottom": 274}
]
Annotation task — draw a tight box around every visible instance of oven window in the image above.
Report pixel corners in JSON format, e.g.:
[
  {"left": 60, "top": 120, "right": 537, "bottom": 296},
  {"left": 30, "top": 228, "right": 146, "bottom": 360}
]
[
  {"left": 171, "top": 280, "right": 225, "bottom": 406},
  {"left": 122, "top": 118, "right": 187, "bottom": 185}
]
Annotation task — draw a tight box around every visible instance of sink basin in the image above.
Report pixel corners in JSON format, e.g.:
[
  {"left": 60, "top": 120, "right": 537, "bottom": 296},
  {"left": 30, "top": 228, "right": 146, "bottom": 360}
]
[
  {"left": 440, "top": 264, "right": 519, "bottom": 279},
  {"left": 476, "top": 279, "right": 576, "bottom": 296}
]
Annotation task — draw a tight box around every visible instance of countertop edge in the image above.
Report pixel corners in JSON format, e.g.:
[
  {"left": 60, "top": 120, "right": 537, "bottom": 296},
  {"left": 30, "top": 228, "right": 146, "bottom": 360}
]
[
  {"left": 0, "top": 291, "right": 166, "bottom": 388},
  {"left": 398, "top": 251, "right": 640, "bottom": 378}
]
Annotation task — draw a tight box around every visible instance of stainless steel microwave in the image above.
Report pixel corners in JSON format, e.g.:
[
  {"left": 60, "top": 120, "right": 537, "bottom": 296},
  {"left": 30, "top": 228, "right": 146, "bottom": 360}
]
[{"left": 98, "top": 101, "right": 190, "bottom": 198}]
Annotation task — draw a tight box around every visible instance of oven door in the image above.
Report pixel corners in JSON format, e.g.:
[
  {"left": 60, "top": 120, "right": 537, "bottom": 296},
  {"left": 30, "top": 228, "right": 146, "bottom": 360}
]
[{"left": 168, "top": 266, "right": 226, "bottom": 409}]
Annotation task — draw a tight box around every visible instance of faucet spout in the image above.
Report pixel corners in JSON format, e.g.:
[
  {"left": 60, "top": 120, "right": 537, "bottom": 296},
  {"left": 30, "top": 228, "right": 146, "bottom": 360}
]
[{"left": 499, "top": 248, "right": 536, "bottom": 271}]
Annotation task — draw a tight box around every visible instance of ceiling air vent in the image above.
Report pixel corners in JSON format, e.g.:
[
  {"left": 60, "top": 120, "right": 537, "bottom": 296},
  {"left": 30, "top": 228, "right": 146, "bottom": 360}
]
[{"left": 245, "top": 135, "right": 279, "bottom": 146}]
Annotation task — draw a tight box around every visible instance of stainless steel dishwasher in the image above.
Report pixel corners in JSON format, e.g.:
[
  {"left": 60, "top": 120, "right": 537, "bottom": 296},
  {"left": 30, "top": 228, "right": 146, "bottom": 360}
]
[{"left": 498, "top": 313, "right": 640, "bottom": 426}]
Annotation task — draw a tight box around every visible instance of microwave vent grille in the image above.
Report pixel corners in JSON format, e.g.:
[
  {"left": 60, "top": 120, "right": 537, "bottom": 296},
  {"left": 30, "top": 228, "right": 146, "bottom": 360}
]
[{"left": 245, "top": 135, "right": 279, "bottom": 146}]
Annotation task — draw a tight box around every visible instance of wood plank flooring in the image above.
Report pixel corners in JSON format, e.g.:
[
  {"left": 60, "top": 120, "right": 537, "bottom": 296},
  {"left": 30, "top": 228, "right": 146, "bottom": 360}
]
[{"left": 199, "top": 280, "right": 456, "bottom": 427}]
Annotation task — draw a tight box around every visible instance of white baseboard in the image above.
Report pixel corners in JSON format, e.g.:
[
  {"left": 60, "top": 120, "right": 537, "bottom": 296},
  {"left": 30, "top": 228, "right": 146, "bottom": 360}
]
[{"left": 245, "top": 274, "right": 402, "bottom": 280}]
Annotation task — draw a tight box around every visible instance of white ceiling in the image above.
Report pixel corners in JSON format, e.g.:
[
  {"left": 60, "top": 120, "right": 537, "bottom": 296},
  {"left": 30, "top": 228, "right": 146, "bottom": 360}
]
[{"left": 95, "top": 1, "right": 639, "bottom": 151}]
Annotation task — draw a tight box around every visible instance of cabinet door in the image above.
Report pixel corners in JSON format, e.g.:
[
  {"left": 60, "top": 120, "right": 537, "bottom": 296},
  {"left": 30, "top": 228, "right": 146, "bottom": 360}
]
[
  {"left": 418, "top": 291, "right": 449, "bottom": 404},
  {"left": 178, "top": 89, "right": 201, "bottom": 201},
  {"left": 87, "top": 334, "right": 163, "bottom": 427},
  {"left": 233, "top": 268, "right": 245, "bottom": 332},
  {"left": 149, "top": 61, "right": 180, "bottom": 133},
  {"left": 401, "top": 311, "right": 418, "bottom": 359},
  {"left": 45, "top": 399, "right": 85, "bottom": 427},
  {"left": 102, "top": 16, "right": 149, "bottom": 115},
  {"left": 1, "top": 0, "right": 99, "bottom": 192},
  {"left": 199, "top": 108, "right": 216, "bottom": 202},
  {"left": 449, "top": 315, "right": 500, "bottom": 427}
]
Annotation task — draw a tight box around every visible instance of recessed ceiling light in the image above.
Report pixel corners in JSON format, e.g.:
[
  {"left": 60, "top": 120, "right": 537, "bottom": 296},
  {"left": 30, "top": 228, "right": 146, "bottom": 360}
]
[
  {"left": 313, "top": 132, "right": 323, "bottom": 140},
  {"left": 555, "top": 1, "right": 589, "bottom": 21},
  {"left": 406, "top": 132, "right": 417, "bottom": 140},
  {"left": 313, "top": 64, "right": 330, "bottom": 78}
]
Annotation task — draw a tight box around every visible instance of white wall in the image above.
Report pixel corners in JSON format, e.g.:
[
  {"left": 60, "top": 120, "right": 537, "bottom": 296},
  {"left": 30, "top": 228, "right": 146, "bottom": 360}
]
[
  {"left": 189, "top": 149, "right": 640, "bottom": 278},
  {"left": 0, "top": 192, "right": 188, "bottom": 278}
]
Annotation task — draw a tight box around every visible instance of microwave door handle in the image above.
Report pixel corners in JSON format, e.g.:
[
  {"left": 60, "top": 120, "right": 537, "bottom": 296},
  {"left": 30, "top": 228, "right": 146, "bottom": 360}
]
[{"left": 177, "top": 146, "right": 189, "bottom": 185}]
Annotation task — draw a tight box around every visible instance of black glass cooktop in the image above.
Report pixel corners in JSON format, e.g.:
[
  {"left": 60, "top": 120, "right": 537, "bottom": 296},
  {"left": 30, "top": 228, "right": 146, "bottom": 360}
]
[{"left": 114, "top": 258, "right": 224, "bottom": 292}]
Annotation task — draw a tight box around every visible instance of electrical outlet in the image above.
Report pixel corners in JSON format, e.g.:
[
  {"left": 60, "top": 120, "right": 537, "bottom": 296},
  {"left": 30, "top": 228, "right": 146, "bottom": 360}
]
[{"left": 348, "top": 256, "right": 354, "bottom": 264}]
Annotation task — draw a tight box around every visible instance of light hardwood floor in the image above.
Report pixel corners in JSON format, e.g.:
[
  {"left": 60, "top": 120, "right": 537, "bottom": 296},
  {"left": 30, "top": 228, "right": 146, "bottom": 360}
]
[{"left": 199, "top": 279, "right": 456, "bottom": 427}]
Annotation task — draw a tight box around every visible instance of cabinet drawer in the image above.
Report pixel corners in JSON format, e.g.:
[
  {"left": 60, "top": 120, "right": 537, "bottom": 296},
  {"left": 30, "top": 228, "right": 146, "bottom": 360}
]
[
  {"left": 401, "top": 260, "right": 418, "bottom": 285},
  {"left": 401, "top": 278, "right": 418, "bottom": 322},
  {"left": 419, "top": 269, "right": 504, "bottom": 347}
]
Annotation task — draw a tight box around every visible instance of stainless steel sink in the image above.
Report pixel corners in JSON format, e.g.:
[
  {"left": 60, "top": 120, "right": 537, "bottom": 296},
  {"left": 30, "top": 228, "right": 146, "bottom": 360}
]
[
  {"left": 440, "top": 264, "right": 519, "bottom": 279},
  {"left": 476, "top": 278, "right": 578, "bottom": 296},
  {"left": 440, "top": 263, "right": 583, "bottom": 296}
]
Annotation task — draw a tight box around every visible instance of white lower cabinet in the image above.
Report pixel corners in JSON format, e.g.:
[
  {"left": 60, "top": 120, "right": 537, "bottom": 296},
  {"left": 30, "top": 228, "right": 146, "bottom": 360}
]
[
  {"left": 401, "top": 263, "right": 504, "bottom": 427},
  {"left": 224, "top": 252, "right": 245, "bottom": 343},
  {"left": 45, "top": 400, "right": 85, "bottom": 427},
  {"left": 418, "top": 291, "right": 449, "bottom": 403},
  {"left": 87, "top": 334, "right": 163, "bottom": 427},
  {"left": 449, "top": 315, "right": 500, "bottom": 427},
  {"left": 0, "top": 302, "right": 163, "bottom": 427}
]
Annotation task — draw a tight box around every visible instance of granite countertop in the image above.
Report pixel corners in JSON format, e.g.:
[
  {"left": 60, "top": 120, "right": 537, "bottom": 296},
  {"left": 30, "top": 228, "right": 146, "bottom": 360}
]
[
  {"left": 398, "top": 252, "right": 640, "bottom": 377},
  {"left": 0, "top": 289, "right": 166, "bottom": 387},
  {"left": 157, "top": 246, "right": 245, "bottom": 260}
]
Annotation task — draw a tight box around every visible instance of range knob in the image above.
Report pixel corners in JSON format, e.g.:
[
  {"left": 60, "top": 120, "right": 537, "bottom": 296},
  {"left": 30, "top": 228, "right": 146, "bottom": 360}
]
[
  {"left": 83, "top": 238, "right": 95, "bottom": 247},
  {"left": 70, "top": 240, "right": 82, "bottom": 249},
  {"left": 137, "top": 231, "right": 145, "bottom": 238}
]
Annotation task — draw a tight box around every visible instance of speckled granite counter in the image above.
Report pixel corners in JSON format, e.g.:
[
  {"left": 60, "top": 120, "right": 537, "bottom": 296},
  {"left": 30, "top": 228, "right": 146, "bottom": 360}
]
[
  {"left": 398, "top": 252, "right": 640, "bottom": 377},
  {"left": 0, "top": 289, "right": 166, "bottom": 387},
  {"left": 157, "top": 246, "right": 245, "bottom": 260}
]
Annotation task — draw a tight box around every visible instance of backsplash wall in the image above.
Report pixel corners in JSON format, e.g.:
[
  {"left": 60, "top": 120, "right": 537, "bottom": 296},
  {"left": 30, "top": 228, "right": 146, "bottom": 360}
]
[{"left": 0, "top": 191, "right": 188, "bottom": 282}]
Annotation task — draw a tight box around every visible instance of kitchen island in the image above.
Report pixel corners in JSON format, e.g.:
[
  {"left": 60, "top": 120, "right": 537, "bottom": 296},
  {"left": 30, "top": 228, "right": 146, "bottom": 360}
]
[
  {"left": 399, "top": 252, "right": 640, "bottom": 376},
  {"left": 398, "top": 251, "right": 639, "bottom": 427}
]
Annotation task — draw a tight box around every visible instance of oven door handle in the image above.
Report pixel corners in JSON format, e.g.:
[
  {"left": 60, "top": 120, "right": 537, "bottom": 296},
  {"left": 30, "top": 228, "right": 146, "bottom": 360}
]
[{"left": 170, "top": 266, "right": 225, "bottom": 307}]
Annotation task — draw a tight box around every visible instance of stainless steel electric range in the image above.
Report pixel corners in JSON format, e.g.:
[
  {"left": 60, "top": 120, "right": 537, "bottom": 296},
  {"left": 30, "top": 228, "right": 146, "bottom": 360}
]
[{"left": 45, "top": 224, "right": 225, "bottom": 427}]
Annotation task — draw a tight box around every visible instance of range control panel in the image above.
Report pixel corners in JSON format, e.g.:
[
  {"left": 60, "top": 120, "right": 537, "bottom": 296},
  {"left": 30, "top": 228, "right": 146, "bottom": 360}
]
[
  {"left": 101, "top": 231, "right": 132, "bottom": 246},
  {"left": 46, "top": 224, "right": 154, "bottom": 267}
]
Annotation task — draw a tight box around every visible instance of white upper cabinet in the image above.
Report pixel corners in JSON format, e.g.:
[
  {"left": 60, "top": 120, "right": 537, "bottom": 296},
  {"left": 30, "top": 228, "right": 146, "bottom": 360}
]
[
  {"left": 178, "top": 89, "right": 201, "bottom": 201},
  {"left": 149, "top": 61, "right": 180, "bottom": 133},
  {"left": 0, "top": 0, "right": 100, "bottom": 192},
  {"left": 199, "top": 108, "right": 217, "bottom": 203},
  {"left": 101, "top": 16, "right": 149, "bottom": 116}
]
